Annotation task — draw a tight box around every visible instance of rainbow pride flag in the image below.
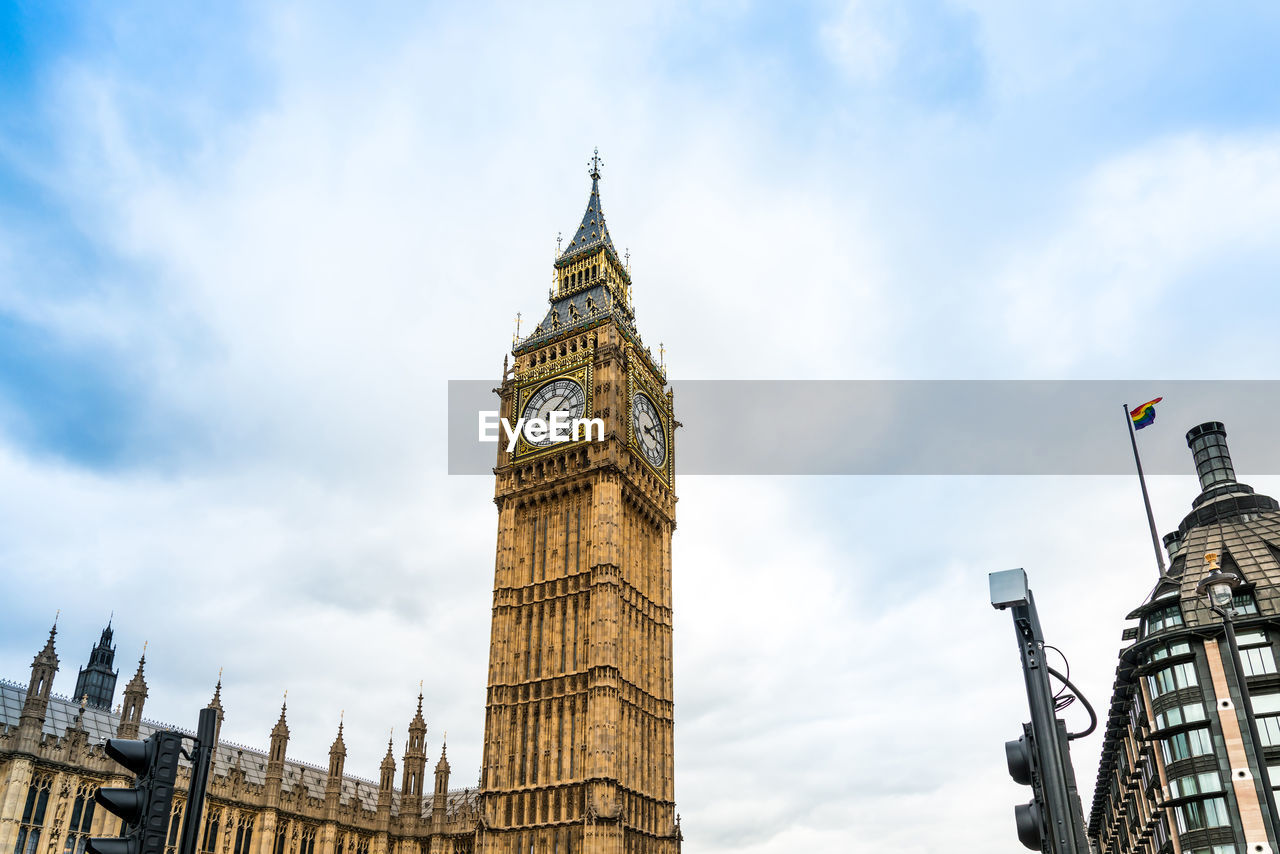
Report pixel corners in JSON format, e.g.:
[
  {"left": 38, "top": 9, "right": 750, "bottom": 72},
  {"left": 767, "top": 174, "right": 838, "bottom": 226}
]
[{"left": 1130, "top": 397, "right": 1162, "bottom": 430}]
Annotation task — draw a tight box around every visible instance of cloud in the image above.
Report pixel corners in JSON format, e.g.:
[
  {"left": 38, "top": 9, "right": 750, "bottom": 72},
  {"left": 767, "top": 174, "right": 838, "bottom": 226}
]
[
  {"left": 2, "top": 3, "right": 1280, "bottom": 853},
  {"left": 999, "top": 133, "right": 1280, "bottom": 375}
]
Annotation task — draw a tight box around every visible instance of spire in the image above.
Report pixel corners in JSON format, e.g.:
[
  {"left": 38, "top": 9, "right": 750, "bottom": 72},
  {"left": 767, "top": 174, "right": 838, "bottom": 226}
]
[
  {"left": 330, "top": 713, "right": 347, "bottom": 758},
  {"left": 208, "top": 668, "right": 223, "bottom": 710},
  {"left": 376, "top": 732, "right": 396, "bottom": 798},
  {"left": 431, "top": 734, "right": 451, "bottom": 814},
  {"left": 273, "top": 695, "right": 289, "bottom": 735},
  {"left": 559, "top": 148, "right": 618, "bottom": 262},
  {"left": 402, "top": 688, "right": 428, "bottom": 802},
  {"left": 35, "top": 620, "right": 58, "bottom": 667},
  {"left": 75, "top": 618, "right": 120, "bottom": 711},
  {"left": 206, "top": 668, "right": 225, "bottom": 747},
  {"left": 116, "top": 650, "right": 148, "bottom": 739},
  {"left": 326, "top": 713, "right": 347, "bottom": 807},
  {"left": 268, "top": 693, "right": 290, "bottom": 767},
  {"left": 436, "top": 737, "right": 449, "bottom": 770},
  {"left": 18, "top": 620, "right": 60, "bottom": 748}
]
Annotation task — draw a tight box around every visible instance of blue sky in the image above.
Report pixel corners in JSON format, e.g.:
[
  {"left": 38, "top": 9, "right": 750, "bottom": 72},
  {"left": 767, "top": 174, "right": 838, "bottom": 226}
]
[{"left": 3, "top": 2, "right": 1280, "bottom": 851}]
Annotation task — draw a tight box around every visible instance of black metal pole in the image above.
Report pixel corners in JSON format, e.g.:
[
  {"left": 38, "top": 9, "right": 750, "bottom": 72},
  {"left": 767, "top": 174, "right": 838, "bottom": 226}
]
[
  {"left": 1010, "top": 590, "right": 1089, "bottom": 854},
  {"left": 178, "top": 708, "right": 217, "bottom": 854},
  {"left": 1123, "top": 403, "right": 1167, "bottom": 577},
  {"left": 1216, "top": 609, "right": 1280, "bottom": 844}
]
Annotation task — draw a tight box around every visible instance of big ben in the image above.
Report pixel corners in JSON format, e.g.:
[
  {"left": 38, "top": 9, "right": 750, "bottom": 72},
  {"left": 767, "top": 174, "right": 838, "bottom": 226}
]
[{"left": 477, "top": 153, "right": 681, "bottom": 854}]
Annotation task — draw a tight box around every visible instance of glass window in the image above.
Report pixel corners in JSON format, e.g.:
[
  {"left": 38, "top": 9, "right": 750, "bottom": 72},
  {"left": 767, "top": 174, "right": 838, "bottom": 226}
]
[
  {"left": 1241, "top": 646, "right": 1277, "bottom": 677},
  {"left": 1259, "top": 715, "right": 1280, "bottom": 747},
  {"left": 1176, "top": 797, "right": 1231, "bottom": 832},
  {"left": 15, "top": 774, "right": 52, "bottom": 854},
  {"left": 201, "top": 808, "right": 221, "bottom": 854},
  {"left": 1156, "top": 701, "right": 1207, "bottom": 730},
  {"left": 166, "top": 802, "right": 185, "bottom": 851},
  {"left": 1170, "top": 771, "right": 1224, "bottom": 798},
  {"left": 1145, "top": 603, "right": 1185, "bottom": 637},
  {"left": 1233, "top": 592, "right": 1259, "bottom": 615},
  {"left": 1163, "top": 728, "right": 1215, "bottom": 763},
  {"left": 61, "top": 785, "right": 97, "bottom": 854},
  {"left": 1152, "top": 641, "right": 1194, "bottom": 661},
  {"left": 1255, "top": 692, "right": 1280, "bottom": 715},
  {"left": 1149, "top": 662, "right": 1199, "bottom": 698}
]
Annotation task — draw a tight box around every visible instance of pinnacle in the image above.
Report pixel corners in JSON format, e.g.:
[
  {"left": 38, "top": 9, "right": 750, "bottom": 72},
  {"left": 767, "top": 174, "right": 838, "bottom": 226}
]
[{"left": 559, "top": 152, "right": 618, "bottom": 263}]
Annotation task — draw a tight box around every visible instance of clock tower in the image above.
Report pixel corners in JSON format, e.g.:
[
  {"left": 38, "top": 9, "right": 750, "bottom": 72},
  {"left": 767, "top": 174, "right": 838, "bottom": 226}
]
[{"left": 478, "top": 154, "right": 681, "bottom": 854}]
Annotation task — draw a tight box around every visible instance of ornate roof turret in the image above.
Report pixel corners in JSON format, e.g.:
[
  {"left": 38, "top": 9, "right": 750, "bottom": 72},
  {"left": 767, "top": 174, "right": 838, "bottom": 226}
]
[
  {"left": 18, "top": 618, "right": 60, "bottom": 751},
  {"left": 74, "top": 619, "right": 118, "bottom": 710},
  {"left": 407, "top": 690, "right": 427, "bottom": 753},
  {"left": 32, "top": 620, "right": 58, "bottom": 672},
  {"left": 515, "top": 152, "right": 652, "bottom": 360},
  {"left": 402, "top": 689, "right": 428, "bottom": 803},
  {"left": 431, "top": 738, "right": 451, "bottom": 822},
  {"left": 379, "top": 730, "right": 396, "bottom": 793},
  {"left": 116, "top": 647, "right": 148, "bottom": 739},
  {"left": 268, "top": 695, "right": 290, "bottom": 765},
  {"left": 329, "top": 716, "right": 347, "bottom": 761},
  {"left": 325, "top": 715, "right": 347, "bottom": 812},
  {"left": 206, "top": 668, "right": 224, "bottom": 746}
]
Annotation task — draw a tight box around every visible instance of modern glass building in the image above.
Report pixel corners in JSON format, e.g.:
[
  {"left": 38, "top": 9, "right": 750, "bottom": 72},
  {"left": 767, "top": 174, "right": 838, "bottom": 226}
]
[{"left": 1090, "top": 422, "right": 1280, "bottom": 854}]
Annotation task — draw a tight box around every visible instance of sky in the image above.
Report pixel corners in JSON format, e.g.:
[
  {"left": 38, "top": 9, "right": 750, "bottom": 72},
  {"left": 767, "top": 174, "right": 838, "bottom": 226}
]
[{"left": 2, "top": 1, "right": 1280, "bottom": 851}]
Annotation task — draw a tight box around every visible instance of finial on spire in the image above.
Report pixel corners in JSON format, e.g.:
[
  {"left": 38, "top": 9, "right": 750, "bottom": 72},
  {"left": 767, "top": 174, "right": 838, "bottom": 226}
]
[
  {"left": 55, "top": 609, "right": 60, "bottom": 626},
  {"left": 589, "top": 148, "right": 602, "bottom": 181},
  {"left": 659, "top": 342, "right": 665, "bottom": 368},
  {"left": 556, "top": 232, "right": 562, "bottom": 256}
]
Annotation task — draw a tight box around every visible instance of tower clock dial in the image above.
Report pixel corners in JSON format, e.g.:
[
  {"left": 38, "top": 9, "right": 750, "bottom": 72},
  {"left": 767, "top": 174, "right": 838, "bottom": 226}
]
[
  {"left": 521, "top": 378, "right": 587, "bottom": 447},
  {"left": 631, "top": 392, "right": 667, "bottom": 468}
]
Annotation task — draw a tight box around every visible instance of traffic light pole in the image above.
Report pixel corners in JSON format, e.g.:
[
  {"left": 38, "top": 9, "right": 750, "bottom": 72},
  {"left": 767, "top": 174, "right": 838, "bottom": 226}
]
[
  {"left": 177, "top": 708, "right": 217, "bottom": 854},
  {"left": 992, "top": 569, "right": 1090, "bottom": 854}
]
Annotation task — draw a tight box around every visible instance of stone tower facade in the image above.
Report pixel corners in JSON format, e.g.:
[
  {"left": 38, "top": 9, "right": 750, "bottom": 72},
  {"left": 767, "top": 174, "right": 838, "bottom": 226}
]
[
  {"left": 478, "top": 154, "right": 681, "bottom": 854},
  {"left": 72, "top": 622, "right": 118, "bottom": 711}
]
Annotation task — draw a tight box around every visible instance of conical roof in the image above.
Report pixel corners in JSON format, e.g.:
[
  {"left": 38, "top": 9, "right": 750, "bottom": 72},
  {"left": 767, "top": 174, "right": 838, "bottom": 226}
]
[{"left": 559, "top": 150, "right": 617, "bottom": 262}]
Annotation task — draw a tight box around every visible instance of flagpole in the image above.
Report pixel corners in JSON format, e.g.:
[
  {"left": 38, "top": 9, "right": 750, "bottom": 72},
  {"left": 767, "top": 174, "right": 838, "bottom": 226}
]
[{"left": 1124, "top": 402, "right": 1167, "bottom": 577}]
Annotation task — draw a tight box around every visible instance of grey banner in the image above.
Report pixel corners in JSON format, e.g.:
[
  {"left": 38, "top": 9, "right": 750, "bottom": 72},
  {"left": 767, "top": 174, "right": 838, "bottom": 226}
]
[{"left": 448, "top": 380, "right": 1280, "bottom": 475}]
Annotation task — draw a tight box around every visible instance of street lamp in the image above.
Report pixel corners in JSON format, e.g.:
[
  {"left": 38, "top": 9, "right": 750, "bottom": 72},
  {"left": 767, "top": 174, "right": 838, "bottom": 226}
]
[{"left": 1196, "top": 552, "right": 1280, "bottom": 844}]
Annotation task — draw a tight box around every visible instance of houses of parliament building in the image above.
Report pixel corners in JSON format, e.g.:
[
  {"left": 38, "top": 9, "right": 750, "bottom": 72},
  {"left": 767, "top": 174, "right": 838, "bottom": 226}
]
[{"left": 0, "top": 158, "right": 682, "bottom": 854}]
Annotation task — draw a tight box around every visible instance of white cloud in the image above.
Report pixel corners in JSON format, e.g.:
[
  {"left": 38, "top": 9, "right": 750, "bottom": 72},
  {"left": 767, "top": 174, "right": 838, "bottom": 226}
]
[
  {"left": 821, "top": 1, "right": 900, "bottom": 84},
  {"left": 1000, "top": 133, "right": 1280, "bottom": 375},
  {"left": 3, "top": 4, "right": 1280, "bottom": 853}
]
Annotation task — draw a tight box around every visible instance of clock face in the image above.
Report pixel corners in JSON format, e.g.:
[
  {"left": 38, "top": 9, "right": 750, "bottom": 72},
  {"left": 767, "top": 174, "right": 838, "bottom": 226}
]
[
  {"left": 520, "top": 378, "right": 587, "bottom": 447},
  {"left": 631, "top": 392, "right": 667, "bottom": 468}
]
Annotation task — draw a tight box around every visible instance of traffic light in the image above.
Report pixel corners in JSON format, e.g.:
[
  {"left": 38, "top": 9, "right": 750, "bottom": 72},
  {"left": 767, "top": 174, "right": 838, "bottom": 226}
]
[
  {"left": 88, "top": 731, "right": 183, "bottom": 854},
  {"left": 1005, "top": 723, "right": 1047, "bottom": 851}
]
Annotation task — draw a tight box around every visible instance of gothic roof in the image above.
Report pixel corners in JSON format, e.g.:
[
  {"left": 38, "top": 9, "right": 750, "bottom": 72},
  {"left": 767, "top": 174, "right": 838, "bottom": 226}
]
[
  {"left": 0, "top": 681, "right": 476, "bottom": 818},
  {"left": 558, "top": 160, "right": 617, "bottom": 265}
]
